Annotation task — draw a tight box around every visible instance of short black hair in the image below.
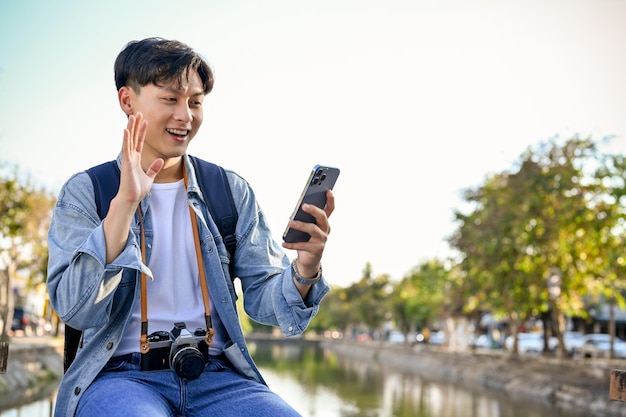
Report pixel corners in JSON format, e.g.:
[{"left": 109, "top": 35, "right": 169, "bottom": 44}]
[{"left": 114, "top": 37, "right": 213, "bottom": 94}]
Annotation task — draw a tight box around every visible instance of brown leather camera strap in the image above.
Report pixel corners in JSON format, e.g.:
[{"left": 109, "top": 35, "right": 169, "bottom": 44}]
[
  {"left": 182, "top": 165, "right": 215, "bottom": 346},
  {"left": 137, "top": 162, "right": 215, "bottom": 354},
  {"left": 138, "top": 208, "right": 150, "bottom": 354}
]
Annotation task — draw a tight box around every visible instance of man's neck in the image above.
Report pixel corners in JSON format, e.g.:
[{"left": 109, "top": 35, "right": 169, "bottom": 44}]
[{"left": 154, "top": 157, "right": 184, "bottom": 183}]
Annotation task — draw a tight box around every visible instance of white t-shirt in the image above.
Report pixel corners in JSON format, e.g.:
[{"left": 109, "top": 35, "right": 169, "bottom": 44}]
[{"left": 115, "top": 180, "right": 224, "bottom": 356}]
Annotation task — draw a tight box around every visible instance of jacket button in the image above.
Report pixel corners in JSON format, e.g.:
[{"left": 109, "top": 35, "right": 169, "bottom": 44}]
[
  {"left": 106, "top": 342, "right": 114, "bottom": 350},
  {"left": 74, "top": 387, "right": 81, "bottom": 395}
]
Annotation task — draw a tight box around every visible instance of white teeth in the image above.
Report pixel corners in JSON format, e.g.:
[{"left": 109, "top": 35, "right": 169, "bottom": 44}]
[{"left": 167, "top": 128, "right": 188, "bottom": 136}]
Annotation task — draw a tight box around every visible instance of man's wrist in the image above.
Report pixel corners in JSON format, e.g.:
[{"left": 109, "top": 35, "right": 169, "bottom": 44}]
[{"left": 292, "top": 259, "right": 322, "bottom": 286}]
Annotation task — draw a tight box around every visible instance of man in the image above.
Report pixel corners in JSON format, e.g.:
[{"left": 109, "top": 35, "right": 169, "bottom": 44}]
[{"left": 47, "top": 37, "right": 333, "bottom": 417}]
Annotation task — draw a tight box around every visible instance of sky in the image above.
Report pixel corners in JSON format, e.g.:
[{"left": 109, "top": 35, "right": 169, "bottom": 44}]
[{"left": 1, "top": 0, "right": 625, "bottom": 288}]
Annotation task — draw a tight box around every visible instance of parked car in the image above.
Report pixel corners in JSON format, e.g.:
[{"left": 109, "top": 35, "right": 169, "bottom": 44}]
[
  {"left": 470, "top": 334, "right": 500, "bottom": 349},
  {"left": 388, "top": 331, "right": 406, "bottom": 344},
  {"left": 504, "top": 332, "right": 558, "bottom": 354},
  {"left": 576, "top": 333, "right": 626, "bottom": 359},
  {"left": 429, "top": 331, "right": 446, "bottom": 345},
  {"left": 562, "top": 331, "right": 586, "bottom": 356}
]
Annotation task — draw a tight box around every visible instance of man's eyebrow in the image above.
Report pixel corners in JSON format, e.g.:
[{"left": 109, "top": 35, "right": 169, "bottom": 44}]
[{"left": 160, "top": 85, "right": 204, "bottom": 96}]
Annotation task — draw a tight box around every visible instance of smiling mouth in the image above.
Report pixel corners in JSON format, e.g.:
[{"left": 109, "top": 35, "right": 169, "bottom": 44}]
[{"left": 166, "top": 128, "right": 189, "bottom": 138}]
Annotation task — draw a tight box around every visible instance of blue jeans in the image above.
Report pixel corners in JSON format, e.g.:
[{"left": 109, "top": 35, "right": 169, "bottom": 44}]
[{"left": 75, "top": 353, "right": 301, "bottom": 417}]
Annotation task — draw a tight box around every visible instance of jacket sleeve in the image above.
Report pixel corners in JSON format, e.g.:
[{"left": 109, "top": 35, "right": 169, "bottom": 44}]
[{"left": 46, "top": 171, "right": 143, "bottom": 330}]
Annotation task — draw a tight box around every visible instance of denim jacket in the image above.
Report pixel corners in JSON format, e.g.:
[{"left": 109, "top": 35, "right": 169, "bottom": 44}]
[{"left": 47, "top": 154, "right": 330, "bottom": 417}]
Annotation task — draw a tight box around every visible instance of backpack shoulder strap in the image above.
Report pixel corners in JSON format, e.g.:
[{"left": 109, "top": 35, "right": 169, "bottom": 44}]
[
  {"left": 86, "top": 160, "right": 120, "bottom": 219},
  {"left": 62, "top": 325, "right": 82, "bottom": 373},
  {"left": 189, "top": 155, "right": 238, "bottom": 278}
]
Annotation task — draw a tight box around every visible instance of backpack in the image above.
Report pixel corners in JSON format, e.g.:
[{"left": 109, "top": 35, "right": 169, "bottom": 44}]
[{"left": 63, "top": 156, "right": 238, "bottom": 373}]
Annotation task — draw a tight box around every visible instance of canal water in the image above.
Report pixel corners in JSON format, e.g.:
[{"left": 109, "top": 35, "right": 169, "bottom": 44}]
[{"left": 0, "top": 340, "right": 590, "bottom": 417}]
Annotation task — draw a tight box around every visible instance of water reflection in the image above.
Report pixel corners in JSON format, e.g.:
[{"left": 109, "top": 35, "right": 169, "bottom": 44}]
[
  {"left": 0, "top": 394, "right": 54, "bottom": 417},
  {"left": 0, "top": 384, "right": 56, "bottom": 417},
  {"left": 1, "top": 341, "right": 591, "bottom": 417},
  {"left": 250, "top": 341, "right": 588, "bottom": 417}
]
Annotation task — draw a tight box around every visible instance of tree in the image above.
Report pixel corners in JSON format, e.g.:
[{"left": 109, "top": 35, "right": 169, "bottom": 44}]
[
  {"left": 450, "top": 168, "right": 541, "bottom": 353},
  {"left": 390, "top": 259, "right": 452, "bottom": 343},
  {"left": 344, "top": 263, "right": 393, "bottom": 341},
  {"left": 449, "top": 136, "right": 625, "bottom": 357},
  {"left": 0, "top": 164, "right": 56, "bottom": 340}
]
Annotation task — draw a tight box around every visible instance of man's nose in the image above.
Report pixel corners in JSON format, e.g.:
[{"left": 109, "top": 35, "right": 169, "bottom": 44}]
[{"left": 174, "top": 102, "right": 193, "bottom": 122}]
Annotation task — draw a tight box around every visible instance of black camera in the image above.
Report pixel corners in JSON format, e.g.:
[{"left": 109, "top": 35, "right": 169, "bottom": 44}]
[{"left": 141, "top": 322, "right": 209, "bottom": 380}]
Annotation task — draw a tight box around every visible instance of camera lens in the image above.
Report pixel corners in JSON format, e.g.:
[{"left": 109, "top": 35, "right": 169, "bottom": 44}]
[{"left": 171, "top": 346, "right": 205, "bottom": 380}]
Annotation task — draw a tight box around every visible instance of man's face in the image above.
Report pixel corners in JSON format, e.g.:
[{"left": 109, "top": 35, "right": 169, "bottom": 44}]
[{"left": 124, "top": 70, "right": 205, "bottom": 161}]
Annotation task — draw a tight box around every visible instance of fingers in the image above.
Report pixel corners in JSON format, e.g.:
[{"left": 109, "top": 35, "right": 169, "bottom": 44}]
[
  {"left": 121, "top": 113, "right": 150, "bottom": 171},
  {"left": 126, "top": 113, "right": 147, "bottom": 152},
  {"left": 289, "top": 191, "right": 334, "bottom": 241},
  {"left": 145, "top": 158, "right": 165, "bottom": 179},
  {"left": 122, "top": 113, "right": 142, "bottom": 155},
  {"left": 116, "top": 112, "right": 163, "bottom": 207},
  {"left": 136, "top": 115, "right": 148, "bottom": 152},
  {"left": 308, "top": 191, "right": 334, "bottom": 234},
  {"left": 281, "top": 198, "right": 332, "bottom": 254},
  {"left": 324, "top": 190, "right": 335, "bottom": 217}
]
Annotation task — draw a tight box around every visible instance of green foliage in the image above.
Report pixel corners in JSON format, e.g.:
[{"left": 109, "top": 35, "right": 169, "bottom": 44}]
[
  {"left": 391, "top": 259, "right": 450, "bottom": 334},
  {"left": 347, "top": 263, "right": 392, "bottom": 332},
  {"left": 0, "top": 163, "right": 56, "bottom": 285}
]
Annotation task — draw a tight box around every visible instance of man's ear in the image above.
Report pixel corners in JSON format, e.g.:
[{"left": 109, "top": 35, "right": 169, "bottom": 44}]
[{"left": 118, "top": 86, "right": 134, "bottom": 116}]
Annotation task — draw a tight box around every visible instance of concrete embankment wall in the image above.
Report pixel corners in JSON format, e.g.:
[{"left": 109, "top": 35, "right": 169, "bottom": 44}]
[
  {"left": 323, "top": 340, "right": 626, "bottom": 417},
  {"left": 0, "top": 339, "right": 63, "bottom": 410}
]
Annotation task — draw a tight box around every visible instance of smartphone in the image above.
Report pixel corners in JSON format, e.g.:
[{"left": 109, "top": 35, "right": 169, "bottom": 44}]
[{"left": 282, "top": 165, "right": 340, "bottom": 243}]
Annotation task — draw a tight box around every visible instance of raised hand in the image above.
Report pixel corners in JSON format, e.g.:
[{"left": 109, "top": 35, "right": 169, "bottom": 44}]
[{"left": 118, "top": 112, "right": 164, "bottom": 205}]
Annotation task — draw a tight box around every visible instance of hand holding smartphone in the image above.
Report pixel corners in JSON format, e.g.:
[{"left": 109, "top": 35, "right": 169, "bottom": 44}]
[{"left": 282, "top": 165, "right": 340, "bottom": 243}]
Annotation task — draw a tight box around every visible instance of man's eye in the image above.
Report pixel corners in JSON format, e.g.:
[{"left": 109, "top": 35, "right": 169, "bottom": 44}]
[{"left": 163, "top": 97, "right": 177, "bottom": 103}]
